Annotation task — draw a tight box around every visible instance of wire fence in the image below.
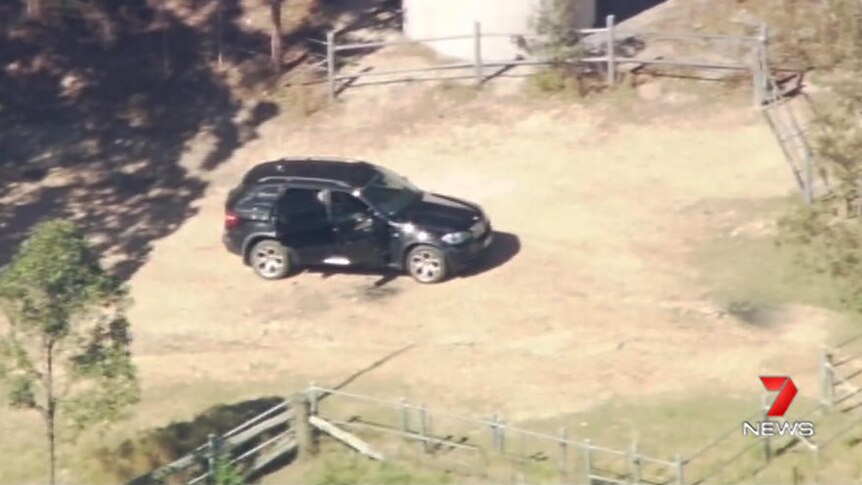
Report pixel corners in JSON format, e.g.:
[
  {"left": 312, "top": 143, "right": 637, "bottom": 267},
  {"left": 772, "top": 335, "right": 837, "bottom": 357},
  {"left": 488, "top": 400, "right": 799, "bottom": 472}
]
[
  {"left": 307, "top": 384, "right": 681, "bottom": 485},
  {"left": 302, "top": 333, "right": 862, "bottom": 485},
  {"left": 127, "top": 335, "right": 862, "bottom": 485}
]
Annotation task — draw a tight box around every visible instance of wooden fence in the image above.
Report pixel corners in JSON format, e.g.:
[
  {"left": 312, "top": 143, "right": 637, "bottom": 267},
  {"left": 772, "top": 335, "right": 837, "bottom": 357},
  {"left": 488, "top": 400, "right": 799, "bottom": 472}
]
[
  {"left": 127, "top": 336, "right": 862, "bottom": 485},
  {"left": 316, "top": 15, "right": 765, "bottom": 102},
  {"left": 126, "top": 400, "right": 296, "bottom": 485},
  {"left": 315, "top": 16, "right": 824, "bottom": 204}
]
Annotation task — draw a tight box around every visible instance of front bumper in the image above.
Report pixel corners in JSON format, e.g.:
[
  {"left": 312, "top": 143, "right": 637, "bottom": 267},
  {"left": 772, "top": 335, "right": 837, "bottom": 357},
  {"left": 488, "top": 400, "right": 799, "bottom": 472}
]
[{"left": 445, "top": 228, "right": 494, "bottom": 273}]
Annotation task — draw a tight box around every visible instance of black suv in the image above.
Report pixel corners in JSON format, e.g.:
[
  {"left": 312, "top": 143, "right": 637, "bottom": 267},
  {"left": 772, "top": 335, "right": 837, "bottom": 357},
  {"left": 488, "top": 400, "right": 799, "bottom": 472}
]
[{"left": 223, "top": 158, "right": 493, "bottom": 283}]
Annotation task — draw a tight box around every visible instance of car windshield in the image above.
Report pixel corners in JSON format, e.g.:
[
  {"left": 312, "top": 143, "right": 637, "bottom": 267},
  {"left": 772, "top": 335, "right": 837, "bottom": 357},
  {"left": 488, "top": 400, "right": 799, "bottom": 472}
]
[{"left": 361, "top": 167, "right": 421, "bottom": 217}]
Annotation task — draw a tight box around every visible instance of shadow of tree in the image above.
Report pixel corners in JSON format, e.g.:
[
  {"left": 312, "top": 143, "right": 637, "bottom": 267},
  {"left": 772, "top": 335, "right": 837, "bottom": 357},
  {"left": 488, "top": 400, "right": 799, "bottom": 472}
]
[
  {"left": 100, "top": 345, "right": 422, "bottom": 483},
  {"left": 0, "top": 0, "right": 283, "bottom": 280},
  {"left": 98, "top": 396, "right": 285, "bottom": 484}
]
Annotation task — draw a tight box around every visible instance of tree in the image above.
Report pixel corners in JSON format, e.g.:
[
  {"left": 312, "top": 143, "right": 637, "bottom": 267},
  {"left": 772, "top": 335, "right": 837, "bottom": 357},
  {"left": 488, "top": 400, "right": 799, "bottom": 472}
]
[
  {"left": 0, "top": 219, "right": 139, "bottom": 485},
  {"left": 531, "top": 0, "right": 587, "bottom": 64},
  {"left": 776, "top": 0, "right": 862, "bottom": 313},
  {"left": 809, "top": 0, "right": 862, "bottom": 199},
  {"left": 210, "top": 448, "right": 245, "bottom": 485},
  {"left": 527, "top": 0, "right": 590, "bottom": 94},
  {"left": 269, "top": 0, "right": 284, "bottom": 71}
]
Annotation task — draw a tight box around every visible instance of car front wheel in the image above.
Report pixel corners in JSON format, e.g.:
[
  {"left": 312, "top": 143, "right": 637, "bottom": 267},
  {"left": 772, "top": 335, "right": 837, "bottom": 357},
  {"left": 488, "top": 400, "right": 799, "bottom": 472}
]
[
  {"left": 250, "top": 240, "right": 292, "bottom": 280},
  {"left": 406, "top": 245, "right": 449, "bottom": 284}
]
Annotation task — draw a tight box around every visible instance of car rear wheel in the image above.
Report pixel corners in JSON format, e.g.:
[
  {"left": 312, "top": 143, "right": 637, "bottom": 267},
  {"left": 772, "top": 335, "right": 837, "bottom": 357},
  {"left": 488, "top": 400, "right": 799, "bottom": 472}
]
[
  {"left": 406, "top": 245, "right": 449, "bottom": 284},
  {"left": 250, "top": 240, "right": 292, "bottom": 280}
]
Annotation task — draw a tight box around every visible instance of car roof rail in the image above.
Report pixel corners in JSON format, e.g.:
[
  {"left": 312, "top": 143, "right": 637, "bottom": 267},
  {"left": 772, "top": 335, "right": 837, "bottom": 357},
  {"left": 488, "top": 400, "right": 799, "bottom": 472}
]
[
  {"left": 258, "top": 175, "right": 352, "bottom": 188},
  {"left": 279, "top": 156, "right": 365, "bottom": 164}
]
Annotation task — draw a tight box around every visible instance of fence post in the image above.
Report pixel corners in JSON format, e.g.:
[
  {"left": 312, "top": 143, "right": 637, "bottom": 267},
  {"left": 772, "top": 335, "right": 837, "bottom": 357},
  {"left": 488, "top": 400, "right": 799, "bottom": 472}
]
[
  {"left": 812, "top": 443, "right": 820, "bottom": 485},
  {"left": 474, "top": 21, "right": 483, "bottom": 87},
  {"left": 628, "top": 441, "right": 640, "bottom": 485},
  {"left": 821, "top": 349, "right": 834, "bottom": 411},
  {"left": 419, "top": 403, "right": 429, "bottom": 453},
  {"left": 489, "top": 414, "right": 499, "bottom": 453},
  {"left": 308, "top": 381, "right": 318, "bottom": 416},
  {"left": 752, "top": 25, "right": 767, "bottom": 107},
  {"left": 558, "top": 427, "right": 568, "bottom": 481},
  {"left": 675, "top": 453, "right": 684, "bottom": 485},
  {"left": 606, "top": 15, "right": 616, "bottom": 87},
  {"left": 497, "top": 414, "right": 506, "bottom": 455},
  {"left": 760, "top": 23, "right": 769, "bottom": 100},
  {"left": 399, "top": 397, "right": 409, "bottom": 434},
  {"left": 294, "top": 392, "right": 318, "bottom": 458},
  {"left": 326, "top": 30, "right": 336, "bottom": 101},
  {"left": 751, "top": 42, "right": 761, "bottom": 107},
  {"left": 761, "top": 392, "right": 772, "bottom": 463},
  {"left": 206, "top": 433, "right": 217, "bottom": 485},
  {"left": 584, "top": 439, "right": 593, "bottom": 485}
]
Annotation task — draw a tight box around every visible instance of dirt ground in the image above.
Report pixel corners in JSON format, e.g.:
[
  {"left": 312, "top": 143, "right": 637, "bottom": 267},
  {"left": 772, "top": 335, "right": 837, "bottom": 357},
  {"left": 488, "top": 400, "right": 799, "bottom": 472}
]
[
  {"left": 1, "top": 45, "right": 857, "bottom": 484},
  {"left": 4, "top": 2, "right": 861, "bottom": 483},
  {"left": 117, "top": 69, "right": 845, "bottom": 425}
]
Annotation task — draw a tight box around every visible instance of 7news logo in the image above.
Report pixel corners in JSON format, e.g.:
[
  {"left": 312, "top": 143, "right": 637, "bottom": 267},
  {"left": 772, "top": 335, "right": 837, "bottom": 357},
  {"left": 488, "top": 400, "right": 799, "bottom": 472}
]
[{"left": 741, "top": 376, "right": 815, "bottom": 438}]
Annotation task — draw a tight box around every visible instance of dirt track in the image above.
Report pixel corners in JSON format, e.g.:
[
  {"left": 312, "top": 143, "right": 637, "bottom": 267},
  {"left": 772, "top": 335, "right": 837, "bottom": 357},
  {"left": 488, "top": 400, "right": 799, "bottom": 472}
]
[{"left": 123, "top": 75, "right": 842, "bottom": 422}]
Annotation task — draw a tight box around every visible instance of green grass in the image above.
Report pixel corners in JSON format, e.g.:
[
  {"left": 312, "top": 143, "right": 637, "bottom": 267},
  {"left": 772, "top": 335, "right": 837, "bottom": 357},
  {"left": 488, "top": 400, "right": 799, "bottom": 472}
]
[
  {"left": 274, "top": 390, "right": 859, "bottom": 485},
  {"left": 262, "top": 443, "right": 455, "bottom": 485},
  {"left": 687, "top": 197, "right": 862, "bottom": 323},
  {"left": 694, "top": 235, "right": 843, "bottom": 312},
  {"left": 307, "top": 451, "right": 454, "bottom": 485},
  {"left": 5, "top": 377, "right": 860, "bottom": 485}
]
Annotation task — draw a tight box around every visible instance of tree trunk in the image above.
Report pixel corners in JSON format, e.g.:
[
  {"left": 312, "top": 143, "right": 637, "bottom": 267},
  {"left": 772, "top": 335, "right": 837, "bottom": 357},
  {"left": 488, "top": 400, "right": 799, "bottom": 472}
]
[
  {"left": 26, "top": 0, "right": 46, "bottom": 20},
  {"left": 43, "top": 340, "right": 57, "bottom": 485},
  {"left": 270, "top": 0, "right": 284, "bottom": 72}
]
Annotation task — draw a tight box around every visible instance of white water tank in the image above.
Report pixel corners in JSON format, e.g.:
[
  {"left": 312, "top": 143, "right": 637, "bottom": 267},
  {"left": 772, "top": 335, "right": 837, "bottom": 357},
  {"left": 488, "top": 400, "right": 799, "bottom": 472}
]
[{"left": 402, "top": 0, "right": 597, "bottom": 61}]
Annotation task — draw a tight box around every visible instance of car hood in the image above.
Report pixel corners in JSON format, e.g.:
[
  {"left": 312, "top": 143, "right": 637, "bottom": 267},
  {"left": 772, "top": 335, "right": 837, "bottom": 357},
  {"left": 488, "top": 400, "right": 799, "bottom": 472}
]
[{"left": 396, "top": 192, "right": 483, "bottom": 232}]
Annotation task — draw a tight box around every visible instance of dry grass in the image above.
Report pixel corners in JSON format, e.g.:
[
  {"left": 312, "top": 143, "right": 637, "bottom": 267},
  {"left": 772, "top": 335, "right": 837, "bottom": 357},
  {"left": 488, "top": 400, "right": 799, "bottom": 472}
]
[{"left": 5, "top": 1, "right": 862, "bottom": 484}]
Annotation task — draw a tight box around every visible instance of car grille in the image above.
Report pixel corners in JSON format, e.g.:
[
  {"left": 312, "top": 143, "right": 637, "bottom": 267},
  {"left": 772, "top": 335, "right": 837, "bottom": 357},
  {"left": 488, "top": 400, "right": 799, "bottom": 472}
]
[{"left": 470, "top": 220, "right": 488, "bottom": 239}]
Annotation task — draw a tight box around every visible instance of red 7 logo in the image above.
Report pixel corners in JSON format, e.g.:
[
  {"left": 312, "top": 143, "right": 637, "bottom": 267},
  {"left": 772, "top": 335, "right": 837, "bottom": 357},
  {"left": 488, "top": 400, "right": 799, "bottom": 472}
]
[{"left": 760, "top": 376, "right": 798, "bottom": 417}]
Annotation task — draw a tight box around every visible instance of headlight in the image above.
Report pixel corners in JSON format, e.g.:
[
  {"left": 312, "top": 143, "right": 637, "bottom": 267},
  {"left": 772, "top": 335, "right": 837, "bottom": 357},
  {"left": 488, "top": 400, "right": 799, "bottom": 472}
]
[{"left": 441, "top": 231, "right": 471, "bottom": 245}]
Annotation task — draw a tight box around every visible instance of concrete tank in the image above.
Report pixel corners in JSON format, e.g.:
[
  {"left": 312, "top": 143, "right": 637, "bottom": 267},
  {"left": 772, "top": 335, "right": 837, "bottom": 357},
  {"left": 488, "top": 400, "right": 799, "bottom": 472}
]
[{"left": 402, "top": 0, "right": 597, "bottom": 61}]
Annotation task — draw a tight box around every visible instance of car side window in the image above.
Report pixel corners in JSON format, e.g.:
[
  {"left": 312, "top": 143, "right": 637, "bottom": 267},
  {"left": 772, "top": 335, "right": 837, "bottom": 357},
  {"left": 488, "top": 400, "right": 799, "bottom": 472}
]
[
  {"left": 236, "top": 183, "right": 284, "bottom": 211},
  {"left": 330, "top": 191, "right": 370, "bottom": 223},
  {"left": 276, "top": 188, "right": 328, "bottom": 228}
]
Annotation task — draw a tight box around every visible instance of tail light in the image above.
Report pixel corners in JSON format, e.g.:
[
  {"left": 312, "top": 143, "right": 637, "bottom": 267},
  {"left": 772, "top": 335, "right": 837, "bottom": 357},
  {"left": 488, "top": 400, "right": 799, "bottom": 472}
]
[{"left": 224, "top": 211, "right": 239, "bottom": 229}]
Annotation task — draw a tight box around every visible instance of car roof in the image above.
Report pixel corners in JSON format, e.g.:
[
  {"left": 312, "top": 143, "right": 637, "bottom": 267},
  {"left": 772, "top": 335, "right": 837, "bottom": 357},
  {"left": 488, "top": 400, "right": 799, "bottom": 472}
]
[{"left": 242, "top": 158, "right": 379, "bottom": 188}]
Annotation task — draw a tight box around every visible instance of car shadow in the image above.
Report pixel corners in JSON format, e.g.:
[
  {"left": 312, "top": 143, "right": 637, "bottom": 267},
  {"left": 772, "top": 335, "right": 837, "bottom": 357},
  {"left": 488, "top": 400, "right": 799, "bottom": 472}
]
[
  {"left": 460, "top": 231, "right": 521, "bottom": 278},
  {"left": 303, "top": 265, "right": 402, "bottom": 288},
  {"left": 297, "top": 231, "right": 520, "bottom": 285}
]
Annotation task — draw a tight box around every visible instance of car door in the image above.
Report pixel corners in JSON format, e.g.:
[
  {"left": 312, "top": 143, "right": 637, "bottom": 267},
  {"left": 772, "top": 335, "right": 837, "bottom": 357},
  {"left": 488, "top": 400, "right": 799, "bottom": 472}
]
[
  {"left": 272, "top": 188, "right": 338, "bottom": 264},
  {"left": 330, "top": 191, "right": 389, "bottom": 267}
]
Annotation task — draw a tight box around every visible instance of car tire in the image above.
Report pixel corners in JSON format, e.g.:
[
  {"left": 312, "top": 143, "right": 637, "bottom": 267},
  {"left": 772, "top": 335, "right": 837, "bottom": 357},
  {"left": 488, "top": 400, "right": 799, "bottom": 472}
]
[
  {"left": 406, "top": 245, "right": 449, "bottom": 284},
  {"left": 249, "top": 240, "right": 292, "bottom": 280}
]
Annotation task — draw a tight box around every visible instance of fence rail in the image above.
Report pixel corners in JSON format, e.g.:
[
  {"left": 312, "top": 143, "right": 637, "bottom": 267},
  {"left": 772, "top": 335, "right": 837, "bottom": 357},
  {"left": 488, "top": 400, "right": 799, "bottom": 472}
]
[
  {"left": 308, "top": 384, "right": 681, "bottom": 485},
  {"left": 128, "top": 336, "right": 862, "bottom": 485},
  {"left": 317, "top": 15, "right": 824, "bottom": 205},
  {"left": 318, "top": 15, "right": 766, "bottom": 102}
]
